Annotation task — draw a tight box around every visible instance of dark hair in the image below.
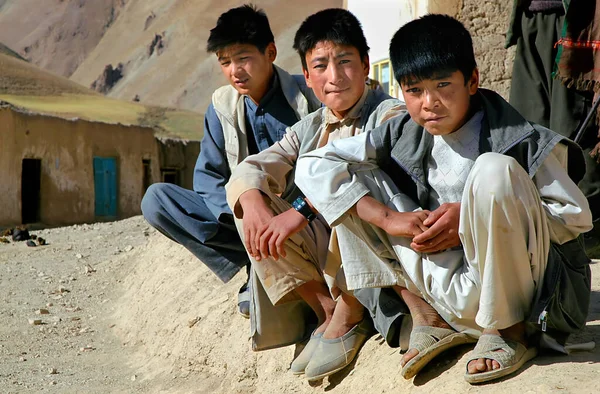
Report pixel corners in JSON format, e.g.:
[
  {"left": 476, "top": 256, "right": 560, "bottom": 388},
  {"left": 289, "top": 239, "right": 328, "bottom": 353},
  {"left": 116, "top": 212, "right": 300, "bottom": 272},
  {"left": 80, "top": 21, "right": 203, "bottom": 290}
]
[
  {"left": 293, "top": 8, "right": 369, "bottom": 70},
  {"left": 389, "top": 14, "right": 476, "bottom": 86},
  {"left": 206, "top": 4, "right": 274, "bottom": 53}
]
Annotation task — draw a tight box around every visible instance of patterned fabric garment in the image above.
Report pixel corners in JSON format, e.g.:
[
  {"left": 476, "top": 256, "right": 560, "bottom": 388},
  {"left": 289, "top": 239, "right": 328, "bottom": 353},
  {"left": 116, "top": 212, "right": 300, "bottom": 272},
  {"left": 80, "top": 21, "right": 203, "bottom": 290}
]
[{"left": 427, "top": 111, "right": 484, "bottom": 210}]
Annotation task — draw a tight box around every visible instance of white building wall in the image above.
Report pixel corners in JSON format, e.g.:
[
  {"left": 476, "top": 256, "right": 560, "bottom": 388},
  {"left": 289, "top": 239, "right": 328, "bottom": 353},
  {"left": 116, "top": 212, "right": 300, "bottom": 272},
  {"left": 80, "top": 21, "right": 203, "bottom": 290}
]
[
  {"left": 347, "top": 0, "right": 419, "bottom": 64},
  {"left": 348, "top": 0, "right": 431, "bottom": 98}
]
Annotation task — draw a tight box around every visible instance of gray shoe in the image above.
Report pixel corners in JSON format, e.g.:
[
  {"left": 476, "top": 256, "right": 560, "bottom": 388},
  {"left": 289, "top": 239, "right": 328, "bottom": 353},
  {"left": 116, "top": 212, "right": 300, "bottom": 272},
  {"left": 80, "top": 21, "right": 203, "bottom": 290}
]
[
  {"left": 237, "top": 281, "right": 250, "bottom": 319},
  {"left": 305, "top": 319, "right": 373, "bottom": 381},
  {"left": 290, "top": 331, "right": 323, "bottom": 375}
]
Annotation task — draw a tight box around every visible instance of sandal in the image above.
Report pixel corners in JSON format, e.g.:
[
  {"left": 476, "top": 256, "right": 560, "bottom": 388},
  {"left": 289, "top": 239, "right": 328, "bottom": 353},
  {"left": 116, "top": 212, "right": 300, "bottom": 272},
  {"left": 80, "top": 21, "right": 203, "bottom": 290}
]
[
  {"left": 401, "top": 326, "right": 476, "bottom": 379},
  {"left": 464, "top": 334, "right": 537, "bottom": 384}
]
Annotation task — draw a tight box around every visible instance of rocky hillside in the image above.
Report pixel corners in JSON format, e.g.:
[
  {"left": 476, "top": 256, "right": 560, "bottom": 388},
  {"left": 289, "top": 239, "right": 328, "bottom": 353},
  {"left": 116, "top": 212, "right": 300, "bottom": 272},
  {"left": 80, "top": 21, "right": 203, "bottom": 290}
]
[
  {"left": 0, "top": 0, "right": 342, "bottom": 113},
  {"left": 0, "top": 0, "right": 125, "bottom": 78}
]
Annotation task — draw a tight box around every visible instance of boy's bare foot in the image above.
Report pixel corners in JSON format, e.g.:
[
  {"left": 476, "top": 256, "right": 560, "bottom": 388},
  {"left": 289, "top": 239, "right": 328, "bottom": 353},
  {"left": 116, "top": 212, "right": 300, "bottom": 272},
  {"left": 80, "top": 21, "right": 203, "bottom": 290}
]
[
  {"left": 322, "top": 293, "right": 364, "bottom": 339},
  {"left": 466, "top": 322, "right": 527, "bottom": 374},
  {"left": 394, "top": 287, "right": 453, "bottom": 367}
]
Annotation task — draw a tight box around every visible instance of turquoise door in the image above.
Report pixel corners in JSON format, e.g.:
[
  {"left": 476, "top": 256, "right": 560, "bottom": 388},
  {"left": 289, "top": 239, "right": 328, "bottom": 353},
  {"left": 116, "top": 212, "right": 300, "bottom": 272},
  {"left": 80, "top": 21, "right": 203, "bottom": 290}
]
[{"left": 93, "top": 157, "right": 117, "bottom": 218}]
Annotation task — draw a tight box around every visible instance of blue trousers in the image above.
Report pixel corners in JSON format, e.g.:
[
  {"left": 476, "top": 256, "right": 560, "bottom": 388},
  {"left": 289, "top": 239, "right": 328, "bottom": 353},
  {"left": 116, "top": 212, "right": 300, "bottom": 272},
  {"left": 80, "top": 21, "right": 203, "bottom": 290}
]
[{"left": 141, "top": 183, "right": 249, "bottom": 283}]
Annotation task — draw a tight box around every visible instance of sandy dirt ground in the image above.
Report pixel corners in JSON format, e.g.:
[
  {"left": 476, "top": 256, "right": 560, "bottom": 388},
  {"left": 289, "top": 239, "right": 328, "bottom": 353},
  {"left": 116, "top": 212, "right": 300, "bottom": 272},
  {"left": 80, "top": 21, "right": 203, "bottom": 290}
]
[{"left": 1, "top": 216, "right": 599, "bottom": 393}]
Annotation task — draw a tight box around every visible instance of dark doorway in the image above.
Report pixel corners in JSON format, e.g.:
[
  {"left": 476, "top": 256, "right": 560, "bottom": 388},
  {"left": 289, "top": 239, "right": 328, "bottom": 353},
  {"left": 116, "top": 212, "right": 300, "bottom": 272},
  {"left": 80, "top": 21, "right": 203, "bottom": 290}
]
[
  {"left": 161, "top": 169, "right": 179, "bottom": 185},
  {"left": 21, "top": 158, "right": 42, "bottom": 224},
  {"left": 142, "top": 159, "right": 151, "bottom": 193}
]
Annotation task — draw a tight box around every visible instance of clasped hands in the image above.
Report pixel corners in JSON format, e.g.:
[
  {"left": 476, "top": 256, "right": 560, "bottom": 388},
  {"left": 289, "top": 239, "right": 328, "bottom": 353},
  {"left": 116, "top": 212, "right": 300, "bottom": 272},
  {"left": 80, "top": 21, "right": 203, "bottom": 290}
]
[{"left": 384, "top": 202, "right": 462, "bottom": 253}]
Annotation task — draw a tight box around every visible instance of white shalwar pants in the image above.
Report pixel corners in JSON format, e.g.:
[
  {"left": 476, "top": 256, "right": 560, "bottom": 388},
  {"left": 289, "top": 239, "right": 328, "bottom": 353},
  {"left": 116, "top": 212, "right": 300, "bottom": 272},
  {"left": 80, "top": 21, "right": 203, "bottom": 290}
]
[{"left": 336, "top": 153, "right": 550, "bottom": 335}]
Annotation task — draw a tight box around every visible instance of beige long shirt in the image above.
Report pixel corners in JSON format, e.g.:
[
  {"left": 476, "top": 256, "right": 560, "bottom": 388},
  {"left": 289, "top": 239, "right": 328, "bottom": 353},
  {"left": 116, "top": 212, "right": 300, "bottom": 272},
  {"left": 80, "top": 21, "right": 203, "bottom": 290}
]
[{"left": 226, "top": 88, "right": 405, "bottom": 216}]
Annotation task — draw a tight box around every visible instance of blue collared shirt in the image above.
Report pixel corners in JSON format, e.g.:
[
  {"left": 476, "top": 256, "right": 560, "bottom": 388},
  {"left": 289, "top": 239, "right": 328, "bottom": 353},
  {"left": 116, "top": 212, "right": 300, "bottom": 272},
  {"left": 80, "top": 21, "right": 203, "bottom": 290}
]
[{"left": 193, "top": 72, "right": 302, "bottom": 223}]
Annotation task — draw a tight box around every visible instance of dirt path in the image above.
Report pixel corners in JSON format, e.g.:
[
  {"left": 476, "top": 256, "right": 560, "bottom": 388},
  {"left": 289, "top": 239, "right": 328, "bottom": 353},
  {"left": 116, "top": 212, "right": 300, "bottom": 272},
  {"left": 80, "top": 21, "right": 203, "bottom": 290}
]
[{"left": 1, "top": 216, "right": 599, "bottom": 393}]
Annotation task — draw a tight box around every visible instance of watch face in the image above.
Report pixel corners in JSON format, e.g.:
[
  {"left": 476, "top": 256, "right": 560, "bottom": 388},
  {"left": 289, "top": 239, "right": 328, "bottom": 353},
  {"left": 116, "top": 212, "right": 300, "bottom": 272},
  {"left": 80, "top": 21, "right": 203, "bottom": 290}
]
[{"left": 293, "top": 197, "right": 306, "bottom": 210}]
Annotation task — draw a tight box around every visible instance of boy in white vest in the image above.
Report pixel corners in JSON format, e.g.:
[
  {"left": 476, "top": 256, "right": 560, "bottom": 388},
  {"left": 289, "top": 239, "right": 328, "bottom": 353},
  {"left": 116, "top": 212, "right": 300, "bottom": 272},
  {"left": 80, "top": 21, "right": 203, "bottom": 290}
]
[
  {"left": 296, "top": 14, "right": 593, "bottom": 384},
  {"left": 141, "top": 4, "right": 320, "bottom": 318}
]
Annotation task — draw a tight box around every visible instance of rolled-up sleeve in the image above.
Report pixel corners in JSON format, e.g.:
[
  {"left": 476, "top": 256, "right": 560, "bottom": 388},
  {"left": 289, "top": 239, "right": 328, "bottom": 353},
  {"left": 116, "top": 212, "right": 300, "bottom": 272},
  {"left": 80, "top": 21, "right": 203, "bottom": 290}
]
[
  {"left": 296, "top": 131, "right": 380, "bottom": 226},
  {"left": 535, "top": 143, "right": 594, "bottom": 244}
]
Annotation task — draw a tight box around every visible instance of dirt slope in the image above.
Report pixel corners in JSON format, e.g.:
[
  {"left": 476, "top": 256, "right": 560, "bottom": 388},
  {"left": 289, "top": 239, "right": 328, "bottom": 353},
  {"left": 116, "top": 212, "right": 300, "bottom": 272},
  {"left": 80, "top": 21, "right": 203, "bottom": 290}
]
[{"left": 1, "top": 217, "right": 598, "bottom": 393}]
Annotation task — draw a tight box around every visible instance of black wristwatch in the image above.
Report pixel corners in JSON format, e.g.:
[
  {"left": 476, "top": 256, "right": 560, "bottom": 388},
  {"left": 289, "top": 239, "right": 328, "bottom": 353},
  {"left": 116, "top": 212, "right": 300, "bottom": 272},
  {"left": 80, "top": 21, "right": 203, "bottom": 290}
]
[{"left": 292, "top": 196, "right": 316, "bottom": 222}]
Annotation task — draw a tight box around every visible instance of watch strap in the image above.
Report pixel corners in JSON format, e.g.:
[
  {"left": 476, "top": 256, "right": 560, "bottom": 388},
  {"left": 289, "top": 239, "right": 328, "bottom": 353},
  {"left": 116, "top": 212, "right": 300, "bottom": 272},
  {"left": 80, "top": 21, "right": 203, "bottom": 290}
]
[{"left": 292, "top": 196, "right": 316, "bottom": 222}]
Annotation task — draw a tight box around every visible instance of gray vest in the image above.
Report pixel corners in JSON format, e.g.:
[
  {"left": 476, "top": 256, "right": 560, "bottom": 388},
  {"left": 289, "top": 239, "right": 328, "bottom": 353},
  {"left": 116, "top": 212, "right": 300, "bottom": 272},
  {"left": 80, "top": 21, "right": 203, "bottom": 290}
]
[
  {"left": 211, "top": 64, "right": 321, "bottom": 173},
  {"left": 375, "top": 88, "right": 589, "bottom": 340}
]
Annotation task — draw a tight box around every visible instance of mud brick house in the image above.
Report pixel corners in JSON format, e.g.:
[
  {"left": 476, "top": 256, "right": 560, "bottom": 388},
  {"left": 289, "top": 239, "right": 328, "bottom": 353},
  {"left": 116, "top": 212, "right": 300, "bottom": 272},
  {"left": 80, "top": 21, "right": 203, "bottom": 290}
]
[{"left": 0, "top": 51, "right": 201, "bottom": 227}]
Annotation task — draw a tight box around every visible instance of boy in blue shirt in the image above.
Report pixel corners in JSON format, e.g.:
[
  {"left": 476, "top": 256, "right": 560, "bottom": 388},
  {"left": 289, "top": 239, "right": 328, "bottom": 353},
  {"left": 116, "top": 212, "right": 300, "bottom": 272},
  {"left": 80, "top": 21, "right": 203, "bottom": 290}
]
[{"left": 141, "top": 4, "right": 319, "bottom": 318}]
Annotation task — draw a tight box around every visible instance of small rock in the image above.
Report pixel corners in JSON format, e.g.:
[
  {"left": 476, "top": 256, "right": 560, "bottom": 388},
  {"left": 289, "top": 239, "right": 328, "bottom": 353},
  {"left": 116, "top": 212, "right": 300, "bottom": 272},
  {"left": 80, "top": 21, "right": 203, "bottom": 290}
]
[
  {"left": 84, "top": 264, "right": 96, "bottom": 274},
  {"left": 131, "top": 375, "right": 137, "bottom": 381},
  {"left": 48, "top": 368, "right": 57, "bottom": 374},
  {"left": 75, "top": 253, "right": 83, "bottom": 259},
  {"left": 35, "top": 309, "right": 49, "bottom": 315},
  {"left": 46, "top": 303, "right": 53, "bottom": 307},
  {"left": 188, "top": 316, "right": 201, "bottom": 328},
  {"left": 49, "top": 381, "right": 56, "bottom": 386},
  {"left": 65, "top": 306, "right": 81, "bottom": 312},
  {"left": 58, "top": 286, "right": 69, "bottom": 293},
  {"left": 79, "top": 345, "right": 95, "bottom": 352},
  {"left": 19, "top": 357, "right": 26, "bottom": 362},
  {"left": 26, "top": 240, "right": 36, "bottom": 247},
  {"left": 65, "top": 245, "right": 73, "bottom": 251},
  {"left": 28, "top": 318, "right": 42, "bottom": 325},
  {"left": 70, "top": 317, "right": 81, "bottom": 321},
  {"left": 124, "top": 245, "right": 133, "bottom": 252}
]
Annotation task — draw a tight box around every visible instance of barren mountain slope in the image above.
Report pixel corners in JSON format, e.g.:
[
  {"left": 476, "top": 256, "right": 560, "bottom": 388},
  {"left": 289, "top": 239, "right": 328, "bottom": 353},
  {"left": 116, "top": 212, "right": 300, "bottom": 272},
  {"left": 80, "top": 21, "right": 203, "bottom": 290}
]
[
  {"left": 69, "top": 0, "right": 343, "bottom": 112},
  {"left": 0, "top": 42, "right": 24, "bottom": 61},
  {"left": 0, "top": 0, "right": 126, "bottom": 78}
]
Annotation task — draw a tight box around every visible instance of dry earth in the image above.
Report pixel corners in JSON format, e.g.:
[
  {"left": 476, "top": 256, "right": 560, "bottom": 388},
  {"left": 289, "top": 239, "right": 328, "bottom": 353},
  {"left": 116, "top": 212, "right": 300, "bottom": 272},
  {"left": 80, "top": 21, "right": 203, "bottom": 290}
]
[{"left": 1, "top": 216, "right": 600, "bottom": 393}]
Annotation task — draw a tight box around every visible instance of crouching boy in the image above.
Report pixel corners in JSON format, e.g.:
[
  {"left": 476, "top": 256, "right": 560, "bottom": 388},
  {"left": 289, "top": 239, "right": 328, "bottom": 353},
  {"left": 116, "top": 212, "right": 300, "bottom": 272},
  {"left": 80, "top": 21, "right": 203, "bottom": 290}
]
[
  {"left": 226, "top": 8, "right": 407, "bottom": 381},
  {"left": 296, "top": 14, "right": 593, "bottom": 384}
]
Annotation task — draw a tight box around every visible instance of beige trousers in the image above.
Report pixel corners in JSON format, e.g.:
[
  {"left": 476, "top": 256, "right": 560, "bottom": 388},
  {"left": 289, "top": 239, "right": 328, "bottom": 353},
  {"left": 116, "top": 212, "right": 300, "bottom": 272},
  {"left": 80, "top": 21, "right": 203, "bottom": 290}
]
[
  {"left": 239, "top": 191, "right": 332, "bottom": 306},
  {"left": 336, "top": 153, "right": 550, "bottom": 335}
]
